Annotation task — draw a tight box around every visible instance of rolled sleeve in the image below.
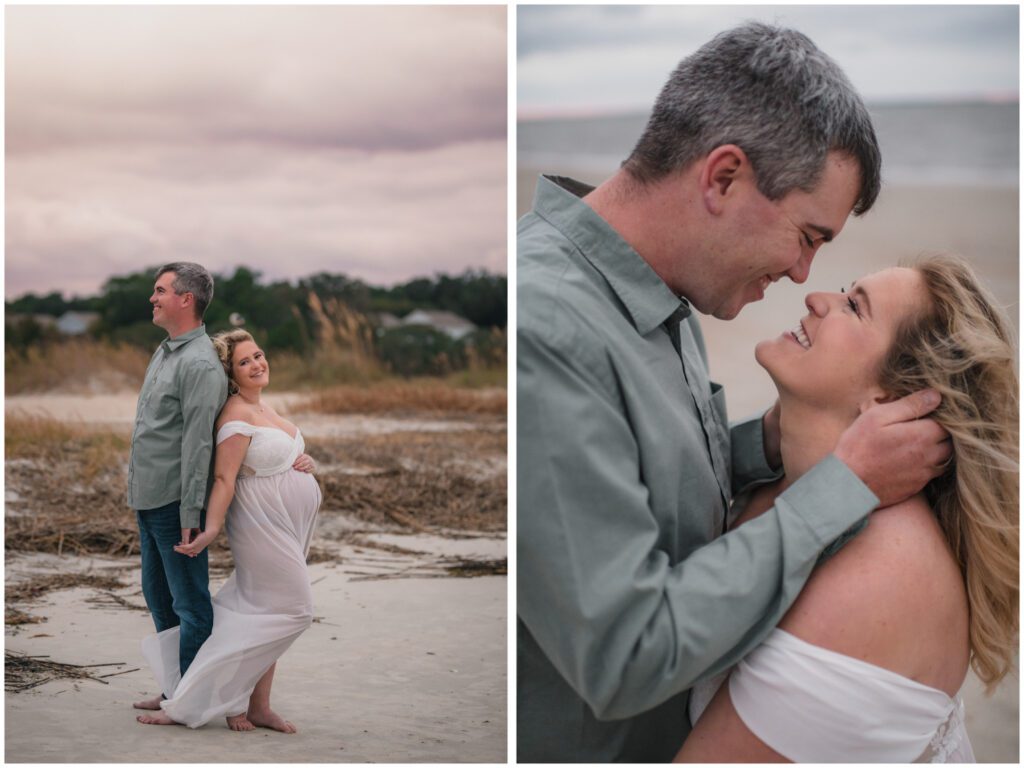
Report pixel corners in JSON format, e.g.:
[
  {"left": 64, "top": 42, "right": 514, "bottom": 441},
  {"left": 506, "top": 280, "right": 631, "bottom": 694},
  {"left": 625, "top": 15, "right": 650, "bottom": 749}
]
[
  {"left": 177, "top": 359, "right": 224, "bottom": 528},
  {"left": 730, "top": 409, "right": 783, "bottom": 496}
]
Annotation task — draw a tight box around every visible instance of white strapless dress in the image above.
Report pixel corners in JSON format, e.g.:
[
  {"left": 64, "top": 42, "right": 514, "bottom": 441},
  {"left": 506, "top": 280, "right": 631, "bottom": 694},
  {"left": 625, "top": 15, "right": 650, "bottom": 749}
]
[
  {"left": 688, "top": 629, "right": 975, "bottom": 763},
  {"left": 142, "top": 421, "right": 322, "bottom": 728}
]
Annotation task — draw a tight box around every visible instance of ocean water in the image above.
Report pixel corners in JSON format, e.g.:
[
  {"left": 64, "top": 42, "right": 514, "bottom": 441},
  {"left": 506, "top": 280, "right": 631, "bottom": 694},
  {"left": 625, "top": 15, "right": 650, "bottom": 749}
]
[{"left": 518, "top": 101, "right": 1019, "bottom": 187}]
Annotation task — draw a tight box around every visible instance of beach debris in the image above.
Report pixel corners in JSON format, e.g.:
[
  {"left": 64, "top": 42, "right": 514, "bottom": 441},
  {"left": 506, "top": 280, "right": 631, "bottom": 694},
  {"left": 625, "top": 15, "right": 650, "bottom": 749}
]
[
  {"left": 347, "top": 556, "right": 507, "bottom": 582},
  {"left": 5, "top": 607, "right": 46, "bottom": 626},
  {"left": 6, "top": 572, "right": 127, "bottom": 603},
  {"left": 442, "top": 557, "right": 506, "bottom": 578},
  {"left": 306, "top": 546, "right": 335, "bottom": 564},
  {"left": 5, "top": 651, "right": 137, "bottom": 693},
  {"left": 83, "top": 591, "right": 147, "bottom": 612}
]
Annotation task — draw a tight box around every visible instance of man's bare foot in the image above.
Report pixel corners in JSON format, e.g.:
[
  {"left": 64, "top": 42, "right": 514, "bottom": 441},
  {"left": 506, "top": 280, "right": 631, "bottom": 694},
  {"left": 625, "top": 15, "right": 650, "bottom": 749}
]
[
  {"left": 247, "top": 707, "right": 297, "bottom": 734},
  {"left": 137, "top": 711, "right": 178, "bottom": 726},
  {"left": 227, "top": 713, "right": 256, "bottom": 732},
  {"left": 133, "top": 694, "right": 164, "bottom": 710}
]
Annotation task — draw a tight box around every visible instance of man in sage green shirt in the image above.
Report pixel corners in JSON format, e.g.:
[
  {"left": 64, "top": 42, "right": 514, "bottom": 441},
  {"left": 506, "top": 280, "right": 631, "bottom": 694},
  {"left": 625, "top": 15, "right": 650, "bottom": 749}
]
[
  {"left": 129, "top": 262, "right": 227, "bottom": 709},
  {"left": 518, "top": 25, "right": 950, "bottom": 762}
]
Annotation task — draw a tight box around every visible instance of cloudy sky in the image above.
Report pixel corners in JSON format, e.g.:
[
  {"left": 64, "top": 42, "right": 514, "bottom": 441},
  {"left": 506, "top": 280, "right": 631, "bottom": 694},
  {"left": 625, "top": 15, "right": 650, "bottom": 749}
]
[
  {"left": 6, "top": 6, "right": 506, "bottom": 299},
  {"left": 518, "top": 5, "right": 1019, "bottom": 117}
]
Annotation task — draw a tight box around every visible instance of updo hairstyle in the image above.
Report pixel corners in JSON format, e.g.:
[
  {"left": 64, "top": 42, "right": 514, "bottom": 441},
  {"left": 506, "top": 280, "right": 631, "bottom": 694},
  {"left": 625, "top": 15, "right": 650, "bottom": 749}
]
[{"left": 211, "top": 329, "right": 255, "bottom": 396}]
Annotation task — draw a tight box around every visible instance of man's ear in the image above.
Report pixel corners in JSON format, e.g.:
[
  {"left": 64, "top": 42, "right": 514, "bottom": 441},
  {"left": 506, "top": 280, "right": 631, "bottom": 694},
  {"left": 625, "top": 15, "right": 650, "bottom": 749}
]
[{"left": 699, "top": 144, "right": 748, "bottom": 215}]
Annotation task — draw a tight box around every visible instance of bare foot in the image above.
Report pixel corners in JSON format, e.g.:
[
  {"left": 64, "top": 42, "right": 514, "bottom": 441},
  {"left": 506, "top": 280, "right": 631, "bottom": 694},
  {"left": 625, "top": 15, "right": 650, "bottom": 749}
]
[
  {"left": 247, "top": 707, "right": 297, "bottom": 734},
  {"left": 227, "top": 713, "right": 256, "bottom": 732},
  {"left": 133, "top": 694, "right": 164, "bottom": 710},
  {"left": 137, "top": 711, "right": 178, "bottom": 726}
]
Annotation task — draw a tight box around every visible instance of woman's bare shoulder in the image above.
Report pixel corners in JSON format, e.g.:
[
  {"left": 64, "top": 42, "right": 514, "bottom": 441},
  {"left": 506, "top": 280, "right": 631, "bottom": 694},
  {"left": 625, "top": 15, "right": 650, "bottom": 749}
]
[
  {"left": 778, "top": 494, "right": 968, "bottom": 690},
  {"left": 216, "top": 398, "right": 255, "bottom": 430}
]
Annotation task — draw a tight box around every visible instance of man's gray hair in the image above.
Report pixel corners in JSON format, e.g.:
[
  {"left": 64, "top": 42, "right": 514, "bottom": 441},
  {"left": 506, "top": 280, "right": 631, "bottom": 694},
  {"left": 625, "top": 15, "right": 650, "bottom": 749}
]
[
  {"left": 155, "top": 262, "right": 215, "bottom": 319},
  {"left": 623, "top": 22, "right": 881, "bottom": 215}
]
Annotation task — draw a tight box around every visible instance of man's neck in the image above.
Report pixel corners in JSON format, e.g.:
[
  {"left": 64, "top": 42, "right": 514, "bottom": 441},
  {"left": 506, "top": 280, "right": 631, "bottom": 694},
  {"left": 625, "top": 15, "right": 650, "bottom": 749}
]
[
  {"left": 164, "top": 318, "right": 202, "bottom": 340},
  {"left": 583, "top": 168, "right": 702, "bottom": 298}
]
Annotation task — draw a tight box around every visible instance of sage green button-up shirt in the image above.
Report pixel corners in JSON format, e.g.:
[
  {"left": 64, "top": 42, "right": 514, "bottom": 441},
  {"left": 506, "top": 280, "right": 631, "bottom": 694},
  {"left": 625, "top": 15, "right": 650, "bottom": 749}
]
[
  {"left": 127, "top": 324, "right": 228, "bottom": 528},
  {"left": 517, "top": 176, "right": 878, "bottom": 763}
]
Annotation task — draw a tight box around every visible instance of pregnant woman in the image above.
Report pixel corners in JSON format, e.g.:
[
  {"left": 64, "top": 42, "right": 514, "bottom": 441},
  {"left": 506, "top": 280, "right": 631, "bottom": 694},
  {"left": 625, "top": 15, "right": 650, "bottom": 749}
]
[{"left": 138, "top": 329, "right": 322, "bottom": 732}]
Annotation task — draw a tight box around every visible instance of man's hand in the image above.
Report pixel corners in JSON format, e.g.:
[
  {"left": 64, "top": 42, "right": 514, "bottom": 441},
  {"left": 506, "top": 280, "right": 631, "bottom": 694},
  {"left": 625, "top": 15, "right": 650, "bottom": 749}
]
[
  {"left": 174, "top": 527, "right": 219, "bottom": 558},
  {"left": 834, "top": 389, "right": 951, "bottom": 508},
  {"left": 180, "top": 528, "right": 200, "bottom": 546}
]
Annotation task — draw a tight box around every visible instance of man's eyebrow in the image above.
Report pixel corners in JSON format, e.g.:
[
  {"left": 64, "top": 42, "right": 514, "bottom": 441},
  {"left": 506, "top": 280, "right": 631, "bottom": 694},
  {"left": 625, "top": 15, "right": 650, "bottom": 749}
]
[
  {"left": 851, "top": 280, "right": 873, "bottom": 317},
  {"left": 808, "top": 224, "right": 834, "bottom": 242}
]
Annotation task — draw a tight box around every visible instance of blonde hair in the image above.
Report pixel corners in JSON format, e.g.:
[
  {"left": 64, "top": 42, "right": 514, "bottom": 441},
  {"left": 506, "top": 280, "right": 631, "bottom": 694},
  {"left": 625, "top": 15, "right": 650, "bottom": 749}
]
[
  {"left": 878, "top": 254, "right": 1018, "bottom": 692},
  {"left": 211, "top": 329, "right": 255, "bottom": 396}
]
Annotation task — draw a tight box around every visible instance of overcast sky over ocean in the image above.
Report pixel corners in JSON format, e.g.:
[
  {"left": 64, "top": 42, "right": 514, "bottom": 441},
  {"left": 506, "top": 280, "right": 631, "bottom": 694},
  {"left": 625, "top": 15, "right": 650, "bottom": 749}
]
[
  {"left": 518, "top": 5, "right": 1019, "bottom": 117},
  {"left": 6, "top": 6, "right": 507, "bottom": 299}
]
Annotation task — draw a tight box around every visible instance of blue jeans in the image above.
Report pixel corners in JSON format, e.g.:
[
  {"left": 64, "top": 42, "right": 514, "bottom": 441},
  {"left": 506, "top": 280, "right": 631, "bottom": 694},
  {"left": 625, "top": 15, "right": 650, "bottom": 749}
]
[{"left": 136, "top": 501, "right": 213, "bottom": 677}]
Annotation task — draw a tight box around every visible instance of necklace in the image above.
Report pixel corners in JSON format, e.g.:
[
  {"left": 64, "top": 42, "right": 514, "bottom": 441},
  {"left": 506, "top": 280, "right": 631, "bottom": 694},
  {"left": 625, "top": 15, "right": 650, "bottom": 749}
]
[{"left": 237, "top": 394, "right": 265, "bottom": 413}]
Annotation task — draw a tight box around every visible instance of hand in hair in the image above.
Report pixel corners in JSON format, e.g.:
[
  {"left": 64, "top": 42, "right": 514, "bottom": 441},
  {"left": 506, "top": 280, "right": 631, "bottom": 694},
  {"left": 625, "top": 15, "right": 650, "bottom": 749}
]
[{"left": 834, "top": 389, "right": 952, "bottom": 508}]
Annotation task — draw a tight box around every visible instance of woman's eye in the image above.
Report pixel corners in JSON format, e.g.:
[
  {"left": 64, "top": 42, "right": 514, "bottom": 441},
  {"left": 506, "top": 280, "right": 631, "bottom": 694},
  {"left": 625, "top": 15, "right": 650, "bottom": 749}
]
[
  {"left": 803, "top": 232, "right": 814, "bottom": 247},
  {"left": 841, "top": 287, "right": 860, "bottom": 316}
]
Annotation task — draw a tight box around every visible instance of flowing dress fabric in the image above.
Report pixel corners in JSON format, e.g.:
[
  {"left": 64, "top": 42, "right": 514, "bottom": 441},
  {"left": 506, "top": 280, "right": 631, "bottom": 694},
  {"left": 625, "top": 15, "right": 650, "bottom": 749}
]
[
  {"left": 688, "top": 629, "right": 974, "bottom": 763},
  {"left": 141, "top": 421, "right": 321, "bottom": 728}
]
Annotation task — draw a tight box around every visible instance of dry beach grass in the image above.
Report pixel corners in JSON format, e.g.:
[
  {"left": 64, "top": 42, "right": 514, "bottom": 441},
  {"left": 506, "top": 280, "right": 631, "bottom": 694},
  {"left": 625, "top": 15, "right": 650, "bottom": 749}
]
[{"left": 5, "top": 379, "right": 507, "bottom": 761}]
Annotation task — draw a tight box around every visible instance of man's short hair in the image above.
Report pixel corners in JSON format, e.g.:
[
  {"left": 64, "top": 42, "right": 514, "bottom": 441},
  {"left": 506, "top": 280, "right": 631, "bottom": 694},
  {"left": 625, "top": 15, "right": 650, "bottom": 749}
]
[
  {"left": 155, "top": 262, "right": 215, "bottom": 319},
  {"left": 623, "top": 22, "right": 881, "bottom": 215}
]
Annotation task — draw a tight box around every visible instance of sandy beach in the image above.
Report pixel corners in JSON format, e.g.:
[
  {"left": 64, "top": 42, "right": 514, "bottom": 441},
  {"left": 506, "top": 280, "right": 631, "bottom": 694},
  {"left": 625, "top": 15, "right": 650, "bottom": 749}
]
[
  {"left": 5, "top": 394, "right": 507, "bottom": 763},
  {"left": 518, "top": 166, "right": 1019, "bottom": 762}
]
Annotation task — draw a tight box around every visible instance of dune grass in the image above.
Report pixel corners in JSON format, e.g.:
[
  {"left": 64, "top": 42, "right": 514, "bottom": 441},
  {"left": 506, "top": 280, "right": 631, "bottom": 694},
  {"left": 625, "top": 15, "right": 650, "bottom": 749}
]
[
  {"left": 6, "top": 340, "right": 151, "bottom": 395},
  {"left": 295, "top": 381, "right": 506, "bottom": 416}
]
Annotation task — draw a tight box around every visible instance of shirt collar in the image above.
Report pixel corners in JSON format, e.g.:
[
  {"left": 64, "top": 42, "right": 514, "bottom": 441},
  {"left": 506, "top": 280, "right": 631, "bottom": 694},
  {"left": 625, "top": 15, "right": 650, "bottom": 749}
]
[
  {"left": 532, "top": 175, "right": 690, "bottom": 335},
  {"left": 162, "top": 323, "right": 207, "bottom": 353}
]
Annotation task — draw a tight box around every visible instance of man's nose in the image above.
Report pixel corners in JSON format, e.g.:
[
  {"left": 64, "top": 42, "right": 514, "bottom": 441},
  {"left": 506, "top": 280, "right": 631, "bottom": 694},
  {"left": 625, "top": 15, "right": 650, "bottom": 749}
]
[{"left": 787, "top": 251, "right": 814, "bottom": 284}]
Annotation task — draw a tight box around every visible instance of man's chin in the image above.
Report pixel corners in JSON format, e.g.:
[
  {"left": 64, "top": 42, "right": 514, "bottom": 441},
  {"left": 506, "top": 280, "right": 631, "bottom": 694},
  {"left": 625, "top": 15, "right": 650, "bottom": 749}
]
[
  {"left": 711, "top": 301, "right": 746, "bottom": 321},
  {"left": 715, "top": 288, "right": 767, "bottom": 320}
]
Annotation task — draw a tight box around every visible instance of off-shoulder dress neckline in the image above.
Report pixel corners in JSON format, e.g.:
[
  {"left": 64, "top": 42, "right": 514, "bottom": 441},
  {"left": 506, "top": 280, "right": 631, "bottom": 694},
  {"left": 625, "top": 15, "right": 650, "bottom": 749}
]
[{"left": 219, "top": 419, "right": 299, "bottom": 441}]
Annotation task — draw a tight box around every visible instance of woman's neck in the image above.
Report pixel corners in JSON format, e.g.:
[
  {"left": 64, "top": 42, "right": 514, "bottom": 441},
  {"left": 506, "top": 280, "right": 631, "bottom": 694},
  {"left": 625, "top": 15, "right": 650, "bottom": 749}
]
[
  {"left": 236, "top": 387, "right": 263, "bottom": 410},
  {"left": 776, "top": 398, "right": 857, "bottom": 491}
]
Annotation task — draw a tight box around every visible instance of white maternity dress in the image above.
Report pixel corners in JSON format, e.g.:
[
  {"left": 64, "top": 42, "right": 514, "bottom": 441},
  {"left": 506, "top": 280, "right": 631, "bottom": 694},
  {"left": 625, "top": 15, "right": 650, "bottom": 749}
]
[
  {"left": 688, "top": 629, "right": 975, "bottom": 762},
  {"left": 141, "top": 421, "right": 321, "bottom": 728}
]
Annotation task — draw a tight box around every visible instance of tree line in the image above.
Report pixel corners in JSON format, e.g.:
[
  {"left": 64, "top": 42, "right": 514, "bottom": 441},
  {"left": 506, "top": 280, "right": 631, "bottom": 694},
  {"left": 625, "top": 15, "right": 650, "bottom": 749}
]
[
  {"left": 8, "top": 267, "right": 505, "bottom": 344},
  {"left": 7, "top": 267, "right": 507, "bottom": 377}
]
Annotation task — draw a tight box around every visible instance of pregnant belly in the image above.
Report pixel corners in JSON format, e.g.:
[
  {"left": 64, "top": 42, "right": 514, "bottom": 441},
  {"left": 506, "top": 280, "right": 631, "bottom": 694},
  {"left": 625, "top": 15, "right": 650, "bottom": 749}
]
[{"left": 284, "top": 469, "right": 323, "bottom": 512}]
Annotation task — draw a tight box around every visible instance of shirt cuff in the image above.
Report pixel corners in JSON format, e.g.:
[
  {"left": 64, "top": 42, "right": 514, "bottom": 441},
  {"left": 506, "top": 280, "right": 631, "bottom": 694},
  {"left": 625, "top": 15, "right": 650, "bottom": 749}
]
[
  {"left": 777, "top": 454, "right": 879, "bottom": 547},
  {"left": 730, "top": 410, "right": 782, "bottom": 495},
  {"left": 179, "top": 507, "right": 201, "bottom": 530}
]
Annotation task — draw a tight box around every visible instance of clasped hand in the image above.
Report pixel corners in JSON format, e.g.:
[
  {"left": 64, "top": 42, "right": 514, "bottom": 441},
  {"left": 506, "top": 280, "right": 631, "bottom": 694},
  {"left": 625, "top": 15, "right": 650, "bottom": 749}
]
[{"left": 175, "top": 527, "right": 220, "bottom": 558}]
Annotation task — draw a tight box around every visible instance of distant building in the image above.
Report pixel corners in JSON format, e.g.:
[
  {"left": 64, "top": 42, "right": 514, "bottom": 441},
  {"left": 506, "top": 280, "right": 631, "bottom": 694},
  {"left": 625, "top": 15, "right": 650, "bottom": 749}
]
[
  {"left": 55, "top": 311, "right": 101, "bottom": 336},
  {"left": 6, "top": 313, "right": 58, "bottom": 329},
  {"left": 370, "top": 311, "right": 402, "bottom": 338},
  {"left": 371, "top": 312, "right": 402, "bottom": 329},
  {"left": 402, "top": 309, "right": 476, "bottom": 340}
]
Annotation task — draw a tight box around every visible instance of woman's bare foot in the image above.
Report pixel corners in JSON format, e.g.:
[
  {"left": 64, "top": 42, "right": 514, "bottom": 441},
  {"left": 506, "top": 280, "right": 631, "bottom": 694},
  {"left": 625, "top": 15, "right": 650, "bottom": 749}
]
[
  {"left": 247, "top": 707, "right": 297, "bottom": 733},
  {"left": 133, "top": 694, "right": 164, "bottom": 710},
  {"left": 137, "top": 711, "right": 178, "bottom": 726},
  {"left": 227, "top": 713, "right": 256, "bottom": 731}
]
